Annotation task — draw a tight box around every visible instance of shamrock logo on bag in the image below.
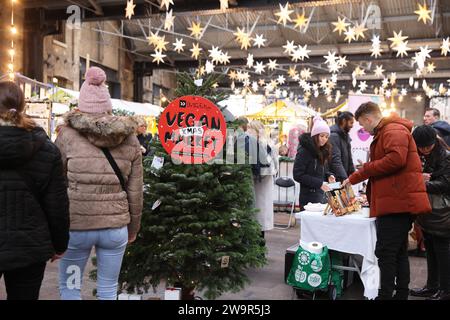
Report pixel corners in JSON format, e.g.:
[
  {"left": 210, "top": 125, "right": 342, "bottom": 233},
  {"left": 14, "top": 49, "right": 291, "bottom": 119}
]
[{"left": 310, "top": 259, "right": 323, "bottom": 272}]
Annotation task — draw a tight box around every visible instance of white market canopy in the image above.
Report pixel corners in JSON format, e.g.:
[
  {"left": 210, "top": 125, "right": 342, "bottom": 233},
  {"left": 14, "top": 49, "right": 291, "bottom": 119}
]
[{"left": 57, "top": 87, "right": 162, "bottom": 117}]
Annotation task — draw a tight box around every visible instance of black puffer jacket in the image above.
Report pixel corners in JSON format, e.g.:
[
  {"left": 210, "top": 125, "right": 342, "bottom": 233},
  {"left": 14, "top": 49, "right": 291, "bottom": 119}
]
[
  {"left": 329, "top": 124, "right": 355, "bottom": 181},
  {"left": 293, "top": 133, "right": 331, "bottom": 207},
  {"left": 0, "top": 125, "right": 69, "bottom": 271},
  {"left": 416, "top": 141, "right": 450, "bottom": 238}
]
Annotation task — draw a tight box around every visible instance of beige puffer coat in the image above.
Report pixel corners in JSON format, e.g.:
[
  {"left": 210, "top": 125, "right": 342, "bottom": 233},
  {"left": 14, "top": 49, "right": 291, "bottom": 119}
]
[{"left": 55, "top": 111, "right": 143, "bottom": 236}]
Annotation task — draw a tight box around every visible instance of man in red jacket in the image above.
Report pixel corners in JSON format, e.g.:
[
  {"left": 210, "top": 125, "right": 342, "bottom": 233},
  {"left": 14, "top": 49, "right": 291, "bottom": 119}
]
[{"left": 344, "top": 102, "right": 431, "bottom": 300}]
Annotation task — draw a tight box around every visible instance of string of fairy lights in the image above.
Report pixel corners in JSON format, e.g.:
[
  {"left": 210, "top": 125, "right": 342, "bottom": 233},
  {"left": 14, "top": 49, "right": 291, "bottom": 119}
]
[{"left": 8, "top": 0, "right": 17, "bottom": 80}]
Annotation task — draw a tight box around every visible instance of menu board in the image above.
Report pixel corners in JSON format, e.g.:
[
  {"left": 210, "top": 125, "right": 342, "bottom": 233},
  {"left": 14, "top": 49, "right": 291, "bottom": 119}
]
[{"left": 25, "top": 101, "right": 52, "bottom": 136}]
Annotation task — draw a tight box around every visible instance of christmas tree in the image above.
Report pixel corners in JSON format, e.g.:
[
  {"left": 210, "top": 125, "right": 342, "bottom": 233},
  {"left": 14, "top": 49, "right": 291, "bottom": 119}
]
[{"left": 118, "top": 72, "right": 266, "bottom": 299}]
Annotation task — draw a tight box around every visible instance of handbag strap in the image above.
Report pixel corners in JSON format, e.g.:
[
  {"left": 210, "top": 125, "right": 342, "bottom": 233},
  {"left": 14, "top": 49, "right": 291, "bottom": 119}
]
[{"left": 101, "top": 148, "right": 126, "bottom": 191}]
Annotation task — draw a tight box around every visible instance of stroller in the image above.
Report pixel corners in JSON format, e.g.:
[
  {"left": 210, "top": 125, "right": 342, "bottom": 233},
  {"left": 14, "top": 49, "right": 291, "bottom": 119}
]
[{"left": 287, "top": 243, "right": 342, "bottom": 300}]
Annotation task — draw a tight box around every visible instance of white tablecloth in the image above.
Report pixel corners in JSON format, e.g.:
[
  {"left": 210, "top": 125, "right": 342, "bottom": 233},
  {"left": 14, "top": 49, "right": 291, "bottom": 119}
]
[{"left": 295, "top": 210, "right": 380, "bottom": 299}]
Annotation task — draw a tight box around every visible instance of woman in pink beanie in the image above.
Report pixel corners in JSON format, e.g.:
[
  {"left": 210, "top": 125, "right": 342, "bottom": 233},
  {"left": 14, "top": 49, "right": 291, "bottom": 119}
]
[
  {"left": 55, "top": 67, "right": 143, "bottom": 300},
  {"left": 293, "top": 116, "right": 335, "bottom": 209}
]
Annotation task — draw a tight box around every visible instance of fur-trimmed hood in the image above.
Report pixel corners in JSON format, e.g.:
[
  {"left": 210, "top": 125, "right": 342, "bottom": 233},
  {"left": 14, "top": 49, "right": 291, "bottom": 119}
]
[
  {"left": 298, "top": 132, "right": 318, "bottom": 158},
  {"left": 63, "top": 110, "right": 138, "bottom": 148}
]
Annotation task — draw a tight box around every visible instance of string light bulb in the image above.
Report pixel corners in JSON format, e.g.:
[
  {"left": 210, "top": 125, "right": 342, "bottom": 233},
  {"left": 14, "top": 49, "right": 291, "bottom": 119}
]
[{"left": 11, "top": 26, "right": 17, "bottom": 34}]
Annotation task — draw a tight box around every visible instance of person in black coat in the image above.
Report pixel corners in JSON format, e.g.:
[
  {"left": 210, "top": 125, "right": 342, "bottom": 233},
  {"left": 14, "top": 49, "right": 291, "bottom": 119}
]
[
  {"left": 410, "top": 125, "right": 450, "bottom": 300},
  {"left": 293, "top": 116, "right": 335, "bottom": 209},
  {"left": 135, "top": 116, "right": 152, "bottom": 156},
  {"left": 0, "top": 81, "right": 69, "bottom": 300},
  {"left": 329, "top": 111, "right": 356, "bottom": 181}
]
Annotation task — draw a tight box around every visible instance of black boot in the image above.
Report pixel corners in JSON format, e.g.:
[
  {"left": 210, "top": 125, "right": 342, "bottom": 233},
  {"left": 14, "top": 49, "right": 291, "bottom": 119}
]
[{"left": 410, "top": 287, "right": 439, "bottom": 298}]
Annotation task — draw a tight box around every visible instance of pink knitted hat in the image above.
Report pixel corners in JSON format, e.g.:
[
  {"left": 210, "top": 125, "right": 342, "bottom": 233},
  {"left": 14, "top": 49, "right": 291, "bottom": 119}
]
[
  {"left": 311, "top": 116, "right": 330, "bottom": 137},
  {"left": 78, "top": 67, "right": 112, "bottom": 114}
]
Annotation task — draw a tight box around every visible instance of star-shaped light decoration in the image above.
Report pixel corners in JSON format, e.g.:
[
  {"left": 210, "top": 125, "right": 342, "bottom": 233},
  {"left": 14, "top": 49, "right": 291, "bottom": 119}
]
[
  {"left": 246, "top": 53, "right": 254, "bottom": 68},
  {"left": 394, "top": 41, "right": 411, "bottom": 57},
  {"left": 418, "top": 45, "right": 432, "bottom": 61},
  {"left": 172, "top": 38, "right": 185, "bottom": 53},
  {"left": 374, "top": 65, "right": 385, "bottom": 78},
  {"left": 277, "top": 75, "right": 286, "bottom": 85},
  {"left": 371, "top": 35, "right": 383, "bottom": 58},
  {"left": 155, "top": 36, "right": 169, "bottom": 51},
  {"left": 390, "top": 72, "right": 397, "bottom": 85},
  {"left": 243, "top": 79, "right": 251, "bottom": 88},
  {"left": 208, "top": 46, "right": 222, "bottom": 64},
  {"left": 270, "top": 79, "right": 278, "bottom": 89},
  {"left": 188, "top": 21, "right": 204, "bottom": 39},
  {"left": 147, "top": 31, "right": 160, "bottom": 46},
  {"left": 388, "top": 31, "right": 408, "bottom": 48},
  {"left": 332, "top": 17, "right": 350, "bottom": 35},
  {"left": 353, "top": 66, "right": 366, "bottom": 77},
  {"left": 287, "top": 66, "right": 298, "bottom": 78},
  {"left": 196, "top": 66, "right": 205, "bottom": 77},
  {"left": 401, "top": 88, "right": 408, "bottom": 96},
  {"left": 190, "top": 43, "right": 202, "bottom": 59},
  {"left": 151, "top": 49, "right": 166, "bottom": 65},
  {"left": 415, "top": 95, "right": 423, "bottom": 102},
  {"left": 258, "top": 79, "right": 266, "bottom": 86},
  {"left": 267, "top": 59, "right": 278, "bottom": 71},
  {"left": 385, "top": 89, "right": 392, "bottom": 98},
  {"left": 220, "top": 0, "right": 229, "bottom": 11},
  {"left": 331, "top": 74, "right": 338, "bottom": 83},
  {"left": 327, "top": 80, "right": 336, "bottom": 90},
  {"left": 412, "top": 52, "right": 426, "bottom": 70},
  {"left": 283, "top": 40, "right": 297, "bottom": 54},
  {"left": 294, "top": 10, "right": 309, "bottom": 31},
  {"left": 324, "top": 51, "right": 338, "bottom": 65},
  {"left": 295, "top": 44, "right": 311, "bottom": 61},
  {"left": 160, "top": 0, "right": 174, "bottom": 11},
  {"left": 219, "top": 51, "right": 231, "bottom": 65},
  {"left": 275, "top": 2, "right": 294, "bottom": 26},
  {"left": 337, "top": 56, "right": 348, "bottom": 68},
  {"left": 125, "top": 0, "right": 136, "bottom": 19},
  {"left": 253, "top": 34, "right": 267, "bottom": 48},
  {"left": 328, "top": 62, "right": 340, "bottom": 73},
  {"left": 358, "top": 81, "right": 368, "bottom": 92},
  {"left": 344, "top": 27, "right": 356, "bottom": 43},
  {"left": 254, "top": 61, "right": 266, "bottom": 74},
  {"left": 212, "top": 83, "right": 219, "bottom": 89},
  {"left": 234, "top": 27, "right": 252, "bottom": 50},
  {"left": 320, "top": 78, "right": 328, "bottom": 89},
  {"left": 354, "top": 23, "right": 368, "bottom": 40},
  {"left": 426, "top": 62, "right": 436, "bottom": 74},
  {"left": 415, "top": 2, "right": 432, "bottom": 24},
  {"left": 292, "top": 74, "right": 300, "bottom": 81},
  {"left": 205, "top": 60, "right": 215, "bottom": 74},
  {"left": 164, "top": 9, "right": 175, "bottom": 30},
  {"left": 300, "top": 68, "right": 312, "bottom": 80},
  {"left": 252, "top": 81, "right": 259, "bottom": 92},
  {"left": 228, "top": 70, "right": 237, "bottom": 80},
  {"left": 441, "top": 37, "right": 450, "bottom": 56}
]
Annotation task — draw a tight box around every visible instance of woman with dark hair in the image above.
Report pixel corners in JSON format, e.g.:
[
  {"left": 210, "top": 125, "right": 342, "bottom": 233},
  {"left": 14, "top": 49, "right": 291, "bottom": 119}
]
[
  {"left": 0, "top": 81, "right": 70, "bottom": 300},
  {"left": 410, "top": 125, "right": 450, "bottom": 300},
  {"left": 293, "top": 116, "right": 335, "bottom": 209}
]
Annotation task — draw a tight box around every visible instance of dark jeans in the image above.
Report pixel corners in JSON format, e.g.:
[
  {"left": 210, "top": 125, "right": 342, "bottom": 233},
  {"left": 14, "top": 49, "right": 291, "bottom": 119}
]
[
  {"left": 0, "top": 262, "right": 46, "bottom": 300},
  {"left": 423, "top": 232, "right": 450, "bottom": 292},
  {"left": 375, "top": 213, "right": 413, "bottom": 300}
]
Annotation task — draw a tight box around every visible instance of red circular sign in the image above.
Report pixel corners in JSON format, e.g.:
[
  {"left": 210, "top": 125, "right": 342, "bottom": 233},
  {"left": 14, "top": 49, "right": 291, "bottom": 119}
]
[{"left": 158, "top": 96, "right": 227, "bottom": 164}]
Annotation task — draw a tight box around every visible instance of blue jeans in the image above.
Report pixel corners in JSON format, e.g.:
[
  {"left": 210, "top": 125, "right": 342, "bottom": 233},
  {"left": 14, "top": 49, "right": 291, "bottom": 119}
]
[{"left": 59, "top": 227, "right": 128, "bottom": 300}]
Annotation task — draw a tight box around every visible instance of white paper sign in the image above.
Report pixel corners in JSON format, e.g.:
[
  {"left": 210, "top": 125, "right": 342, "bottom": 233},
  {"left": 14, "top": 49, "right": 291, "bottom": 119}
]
[
  {"left": 151, "top": 156, "right": 164, "bottom": 170},
  {"left": 164, "top": 287, "right": 181, "bottom": 300},
  {"left": 194, "top": 79, "right": 203, "bottom": 87}
]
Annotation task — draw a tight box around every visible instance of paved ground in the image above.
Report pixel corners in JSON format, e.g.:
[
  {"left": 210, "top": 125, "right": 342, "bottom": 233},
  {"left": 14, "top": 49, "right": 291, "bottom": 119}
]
[{"left": 0, "top": 212, "right": 427, "bottom": 300}]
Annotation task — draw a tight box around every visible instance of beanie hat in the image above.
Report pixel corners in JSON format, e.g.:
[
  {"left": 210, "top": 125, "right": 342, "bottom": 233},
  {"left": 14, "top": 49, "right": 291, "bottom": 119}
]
[
  {"left": 311, "top": 116, "right": 330, "bottom": 137},
  {"left": 78, "top": 67, "right": 112, "bottom": 114},
  {"left": 412, "top": 125, "right": 437, "bottom": 148}
]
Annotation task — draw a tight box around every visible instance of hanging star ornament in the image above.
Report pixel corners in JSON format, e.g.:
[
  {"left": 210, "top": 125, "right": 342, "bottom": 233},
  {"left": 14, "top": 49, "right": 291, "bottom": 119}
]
[
  {"left": 344, "top": 27, "right": 356, "bottom": 43},
  {"left": 283, "top": 40, "right": 297, "bottom": 54},
  {"left": 295, "top": 44, "right": 311, "bottom": 61},
  {"left": 258, "top": 79, "right": 266, "bottom": 86},
  {"left": 190, "top": 43, "right": 202, "bottom": 59},
  {"left": 254, "top": 61, "right": 266, "bottom": 74},
  {"left": 426, "top": 62, "right": 436, "bottom": 74},
  {"left": 293, "top": 10, "right": 309, "bottom": 31},
  {"left": 332, "top": 16, "right": 350, "bottom": 35},
  {"left": 300, "top": 68, "right": 312, "bottom": 80},
  {"left": 275, "top": 2, "right": 294, "bottom": 26},
  {"left": 188, "top": 21, "right": 204, "bottom": 39},
  {"left": 219, "top": 51, "right": 231, "bottom": 65},
  {"left": 220, "top": 0, "right": 229, "bottom": 11},
  {"left": 354, "top": 23, "right": 368, "bottom": 40},
  {"left": 234, "top": 27, "right": 252, "bottom": 50},
  {"left": 441, "top": 37, "right": 450, "bottom": 56},
  {"left": 374, "top": 65, "right": 385, "bottom": 78},
  {"left": 205, "top": 60, "right": 215, "bottom": 74},
  {"left": 246, "top": 53, "right": 254, "bottom": 68},
  {"left": 371, "top": 35, "right": 383, "bottom": 58},
  {"left": 277, "top": 75, "right": 286, "bottom": 85},
  {"left": 125, "top": 0, "right": 136, "bottom": 19},
  {"left": 267, "top": 59, "right": 278, "bottom": 71},
  {"left": 151, "top": 49, "right": 166, "bottom": 65},
  {"left": 253, "top": 34, "right": 267, "bottom": 48},
  {"left": 147, "top": 31, "right": 160, "bottom": 46},
  {"left": 415, "top": 2, "right": 432, "bottom": 24},
  {"left": 393, "top": 41, "right": 411, "bottom": 57},
  {"left": 160, "top": 0, "right": 174, "bottom": 11},
  {"left": 172, "top": 38, "right": 185, "bottom": 53},
  {"left": 358, "top": 81, "right": 368, "bottom": 92},
  {"left": 287, "top": 66, "right": 298, "bottom": 78},
  {"left": 228, "top": 70, "right": 237, "bottom": 80},
  {"left": 388, "top": 31, "right": 408, "bottom": 48},
  {"left": 164, "top": 9, "right": 175, "bottom": 31},
  {"left": 155, "top": 36, "right": 169, "bottom": 51},
  {"left": 208, "top": 46, "right": 222, "bottom": 64}
]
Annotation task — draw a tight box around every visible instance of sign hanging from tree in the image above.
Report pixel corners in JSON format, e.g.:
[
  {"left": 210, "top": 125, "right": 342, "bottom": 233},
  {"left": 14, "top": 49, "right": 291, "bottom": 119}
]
[{"left": 158, "top": 96, "right": 226, "bottom": 164}]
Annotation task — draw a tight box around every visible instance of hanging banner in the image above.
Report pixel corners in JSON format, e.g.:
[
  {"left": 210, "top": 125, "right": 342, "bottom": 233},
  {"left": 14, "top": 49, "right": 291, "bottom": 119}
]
[
  {"left": 158, "top": 96, "right": 226, "bottom": 164},
  {"left": 348, "top": 94, "right": 384, "bottom": 165}
]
